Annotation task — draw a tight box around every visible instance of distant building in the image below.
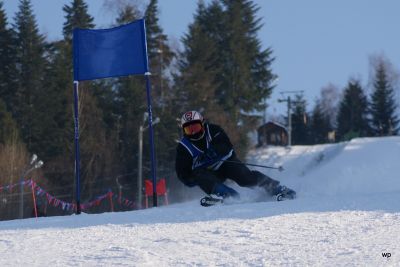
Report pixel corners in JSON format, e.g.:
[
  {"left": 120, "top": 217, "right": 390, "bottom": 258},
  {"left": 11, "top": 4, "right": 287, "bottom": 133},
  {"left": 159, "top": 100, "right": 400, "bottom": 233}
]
[
  {"left": 257, "top": 121, "right": 288, "bottom": 146},
  {"left": 328, "top": 131, "right": 336, "bottom": 143}
]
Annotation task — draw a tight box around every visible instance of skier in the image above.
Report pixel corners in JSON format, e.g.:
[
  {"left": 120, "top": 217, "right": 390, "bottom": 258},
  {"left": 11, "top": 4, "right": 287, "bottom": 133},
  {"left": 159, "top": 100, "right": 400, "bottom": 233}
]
[{"left": 175, "top": 110, "right": 295, "bottom": 205}]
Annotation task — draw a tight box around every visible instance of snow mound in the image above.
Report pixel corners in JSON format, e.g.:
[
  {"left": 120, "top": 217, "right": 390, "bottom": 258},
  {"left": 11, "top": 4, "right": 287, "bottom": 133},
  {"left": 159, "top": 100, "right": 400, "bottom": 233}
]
[
  {"left": 1, "top": 136, "right": 400, "bottom": 266},
  {"left": 247, "top": 136, "right": 400, "bottom": 197}
]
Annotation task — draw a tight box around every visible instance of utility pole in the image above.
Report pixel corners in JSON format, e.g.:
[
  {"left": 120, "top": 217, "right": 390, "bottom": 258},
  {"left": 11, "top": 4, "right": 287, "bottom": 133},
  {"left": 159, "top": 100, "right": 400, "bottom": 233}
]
[
  {"left": 278, "top": 91, "right": 304, "bottom": 147},
  {"left": 19, "top": 154, "right": 44, "bottom": 219},
  {"left": 157, "top": 36, "right": 164, "bottom": 107},
  {"left": 138, "top": 124, "right": 144, "bottom": 208},
  {"left": 138, "top": 113, "right": 160, "bottom": 209}
]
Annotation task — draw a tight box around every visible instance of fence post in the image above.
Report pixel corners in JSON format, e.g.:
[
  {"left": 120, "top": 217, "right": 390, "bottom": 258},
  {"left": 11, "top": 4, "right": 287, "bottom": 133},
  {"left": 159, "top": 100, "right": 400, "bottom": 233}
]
[
  {"left": 30, "top": 180, "right": 38, "bottom": 218},
  {"left": 108, "top": 191, "right": 114, "bottom": 212}
]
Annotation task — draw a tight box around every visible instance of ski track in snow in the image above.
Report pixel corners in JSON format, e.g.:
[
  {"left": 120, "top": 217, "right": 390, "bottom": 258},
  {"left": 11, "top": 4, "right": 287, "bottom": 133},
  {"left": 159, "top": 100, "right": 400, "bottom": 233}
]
[
  {"left": 1, "top": 136, "right": 400, "bottom": 266},
  {"left": 1, "top": 202, "right": 399, "bottom": 266}
]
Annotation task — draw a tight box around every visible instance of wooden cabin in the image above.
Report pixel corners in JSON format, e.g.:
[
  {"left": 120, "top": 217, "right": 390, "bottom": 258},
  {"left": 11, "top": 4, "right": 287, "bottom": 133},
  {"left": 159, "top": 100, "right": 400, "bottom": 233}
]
[{"left": 257, "top": 121, "right": 288, "bottom": 146}]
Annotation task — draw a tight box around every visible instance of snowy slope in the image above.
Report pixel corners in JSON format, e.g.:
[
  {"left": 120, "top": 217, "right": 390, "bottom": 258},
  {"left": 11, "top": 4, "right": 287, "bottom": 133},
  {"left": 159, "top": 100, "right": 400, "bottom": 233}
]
[
  {"left": 1, "top": 136, "right": 400, "bottom": 266},
  {"left": 247, "top": 136, "right": 400, "bottom": 197}
]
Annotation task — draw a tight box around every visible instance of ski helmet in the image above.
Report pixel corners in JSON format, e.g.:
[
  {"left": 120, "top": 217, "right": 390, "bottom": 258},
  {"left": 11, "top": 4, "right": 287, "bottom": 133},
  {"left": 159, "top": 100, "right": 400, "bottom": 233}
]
[{"left": 181, "top": 111, "right": 205, "bottom": 140}]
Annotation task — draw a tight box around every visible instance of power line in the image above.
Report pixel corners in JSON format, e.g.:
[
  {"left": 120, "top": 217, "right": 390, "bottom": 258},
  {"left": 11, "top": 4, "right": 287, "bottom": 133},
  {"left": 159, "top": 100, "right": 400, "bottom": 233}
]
[{"left": 278, "top": 90, "right": 304, "bottom": 147}]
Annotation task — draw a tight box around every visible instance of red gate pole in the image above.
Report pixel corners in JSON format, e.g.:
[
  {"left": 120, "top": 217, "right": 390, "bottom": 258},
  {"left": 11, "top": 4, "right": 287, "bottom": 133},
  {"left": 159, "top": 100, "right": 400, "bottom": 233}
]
[
  {"left": 108, "top": 191, "right": 114, "bottom": 212},
  {"left": 30, "top": 180, "right": 38, "bottom": 218}
]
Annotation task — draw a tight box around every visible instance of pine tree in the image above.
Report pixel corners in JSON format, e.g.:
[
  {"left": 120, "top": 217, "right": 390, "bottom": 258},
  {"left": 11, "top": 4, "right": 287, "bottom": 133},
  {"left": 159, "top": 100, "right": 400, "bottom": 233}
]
[
  {"left": 0, "top": 99, "right": 30, "bottom": 216},
  {"left": 310, "top": 100, "right": 332, "bottom": 144},
  {"left": 108, "top": 6, "right": 148, "bottom": 187},
  {"left": 370, "top": 62, "right": 399, "bottom": 136},
  {"left": 177, "top": 0, "right": 275, "bottom": 154},
  {"left": 143, "top": 0, "right": 178, "bottom": 179},
  {"left": 59, "top": 0, "right": 96, "bottom": 151},
  {"left": 63, "top": 1, "right": 123, "bottom": 200},
  {"left": 175, "top": 2, "right": 241, "bottom": 155},
  {"left": 177, "top": 2, "right": 220, "bottom": 113},
  {"left": 337, "top": 80, "right": 370, "bottom": 140},
  {"left": 37, "top": 0, "right": 121, "bottom": 200},
  {"left": 114, "top": 76, "right": 147, "bottom": 172},
  {"left": 12, "top": 0, "right": 48, "bottom": 152},
  {"left": 0, "top": 100, "right": 18, "bottom": 144},
  {"left": 115, "top": 4, "right": 141, "bottom": 25},
  {"left": 291, "top": 94, "right": 310, "bottom": 145},
  {"left": 144, "top": 0, "right": 174, "bottom": 71},
  {"left": 0, "top": 1, "right": 17, "bottom": 108},
  {"left": 218, "top": 0, "right": 274, "bottom": 120},
  {"left": 62, "top": 0, "right": 94, "bottom": 40}
]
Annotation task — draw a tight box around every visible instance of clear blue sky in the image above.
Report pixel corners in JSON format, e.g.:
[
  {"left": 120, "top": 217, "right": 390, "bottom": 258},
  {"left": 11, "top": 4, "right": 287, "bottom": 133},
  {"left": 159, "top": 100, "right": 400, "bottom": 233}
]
[{"left": 3, "top": 0, "right": 400, "bottom": 116}]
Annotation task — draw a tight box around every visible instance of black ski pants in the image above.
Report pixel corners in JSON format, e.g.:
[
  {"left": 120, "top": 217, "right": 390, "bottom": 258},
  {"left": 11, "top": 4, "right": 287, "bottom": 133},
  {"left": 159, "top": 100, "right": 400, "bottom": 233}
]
[{"left": 191, "top": 154, "right": 279, "bottom": 195}]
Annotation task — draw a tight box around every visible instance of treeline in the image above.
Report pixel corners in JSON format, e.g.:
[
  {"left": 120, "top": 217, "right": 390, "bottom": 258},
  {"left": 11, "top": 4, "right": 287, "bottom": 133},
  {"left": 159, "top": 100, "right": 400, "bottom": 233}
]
[
  {"left": 286, "top": 57, "right": 399, "bottom": 145},
  {"left": 1, "top": 0, "right": 398, "bottom": 218},
  {"left": 0, "top": 0, "right": 274, "bottom": 213}
]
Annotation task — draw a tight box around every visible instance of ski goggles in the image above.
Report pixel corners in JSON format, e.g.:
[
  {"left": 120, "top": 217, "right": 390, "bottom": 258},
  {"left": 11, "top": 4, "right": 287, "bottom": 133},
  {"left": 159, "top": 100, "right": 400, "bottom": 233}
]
[{"left": 183, "top": 122, "right": 203, "bottom": 135}]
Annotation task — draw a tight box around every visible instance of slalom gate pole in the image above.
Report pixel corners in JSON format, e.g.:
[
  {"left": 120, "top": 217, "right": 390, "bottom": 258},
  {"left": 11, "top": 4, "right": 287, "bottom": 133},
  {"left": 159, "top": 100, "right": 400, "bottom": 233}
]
[
  {"left": 73, "top": 81, "right": 81, "bottom": 214},
  {"left": 144, "top": 73, "right": 158, "bottom": 207},
  {"left": 220, "top": 160, "right": 284, "bottom": 171},
  {"left": 142, "top": 20, "right": 158, "bottom": 208}
]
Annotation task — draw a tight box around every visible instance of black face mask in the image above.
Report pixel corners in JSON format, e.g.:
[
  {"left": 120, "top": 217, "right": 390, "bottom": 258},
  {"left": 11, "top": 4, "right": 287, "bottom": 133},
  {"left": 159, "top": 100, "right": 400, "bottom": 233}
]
[{"left": 186, "top": 128, "right": 205, "bottom": 141}]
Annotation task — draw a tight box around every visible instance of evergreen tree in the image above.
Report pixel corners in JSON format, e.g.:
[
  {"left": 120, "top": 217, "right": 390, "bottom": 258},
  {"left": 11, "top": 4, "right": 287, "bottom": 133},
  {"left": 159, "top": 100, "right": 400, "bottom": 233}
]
[
  {"left": 0, "top": 99, "right": 29, "bottom": 215},
  {"left": 62, "top": 0, "right": 94, "bottom": 40},
  {"left": 108, "top": 6, "right": 148, "bottom": 189},
  {"left": 0, "top": 100, "right": 18, "bottom": 144},
  {"left": 177, "top": 0, "right": 275, "bottom": 154},
  {"left": 310, "top": 100, "right": 332, "bottom": 144},
  {"left": 144, "top": 0, "right": 174, "bottom": 72},
  {"left": 337, "top": 80, "right": 370, "bottom": 140},
  {"left": 59, "top": 0, "right": 95, "bottom": 151},
  {"left": 114, "top": 76, "right": 147, "bottom": 174},
  {"left": 115, "top": 4, "right": 141, "bottom": 25},
  {"left": 177, "top": 2, "right": 220, "bottom": 114},
  {"left": 176, "top": 2, "right": 242, "bottom": 149},
  {"left": 63, "top": 1, "right": 122, "bottom": 200},
  {"left": 78, "top": 87, "right": 118, "bottom": 199},
  {"left": 12, "top": 0, "right": 48, "bottom": 152},
  {"left": 37, "top": 37, "right": 79, "bottom": 192},
  {"left": 60, "top": 0, "right": 95, "bottom": 80},
  {"left": 144, "top": 0, "right": 178, "bottom": 179},
  {"left": 218, "top": 0, "right": 274, "bottom": 120},
  {"left": 172, "top": 2, "right": 238, "bottom": 195},
  {"left": 0, "top": 1, "right": 16, "bottom": 108},
  {"left": 370, "top": 62, "right": 399, "bottom": 135},
  {"left": 290, "top": 94, "right": 310, "bottom": 145},
  {"left": 142, "top": 0, "right": 173, "bottom": 101},
  {"left": 33, "top": 0, "right": 120, "bottom": 200}
]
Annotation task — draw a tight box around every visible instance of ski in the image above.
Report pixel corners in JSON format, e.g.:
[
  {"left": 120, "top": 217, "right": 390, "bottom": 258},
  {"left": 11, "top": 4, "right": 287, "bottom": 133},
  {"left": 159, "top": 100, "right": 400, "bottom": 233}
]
[
  {"left": 200, "top": 189, "right": 296, "bottom": 207},
  {"left": 275, "top": 192, "right": 296, "bottom": 201},
  {"left": 200, "top": 195, "right": 224, "bottom": 207},
  {"left": 275, "top": 186, "right": 296, "bottom": 201}
]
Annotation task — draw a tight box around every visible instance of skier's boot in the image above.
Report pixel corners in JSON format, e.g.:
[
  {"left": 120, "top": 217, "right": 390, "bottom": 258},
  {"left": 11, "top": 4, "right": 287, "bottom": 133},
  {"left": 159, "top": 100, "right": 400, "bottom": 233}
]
[
  {"left": 258, "top": 175, "right": 280, "bottom": 195},
  {"left": 257, "top": 173, "right": 296, "bottom": 201},
  {"left": 200, "top": 183, "right": 239, "bottom": 207},
  {"left": 272, "top": 185, "right": 296, "bottom": 201}
]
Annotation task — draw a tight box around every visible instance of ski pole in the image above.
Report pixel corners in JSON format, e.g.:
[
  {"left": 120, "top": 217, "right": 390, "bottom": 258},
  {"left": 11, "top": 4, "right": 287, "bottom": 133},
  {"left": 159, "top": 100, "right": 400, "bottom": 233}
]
[{"left": 220, "top": 160, "right": 284, "bottom": 171}]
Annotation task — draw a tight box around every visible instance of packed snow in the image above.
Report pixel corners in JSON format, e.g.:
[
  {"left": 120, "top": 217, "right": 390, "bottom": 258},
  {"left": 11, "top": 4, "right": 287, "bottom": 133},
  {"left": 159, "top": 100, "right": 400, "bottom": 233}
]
[{"left": 1, "top": 136, "right": 399, "bottom": 266}]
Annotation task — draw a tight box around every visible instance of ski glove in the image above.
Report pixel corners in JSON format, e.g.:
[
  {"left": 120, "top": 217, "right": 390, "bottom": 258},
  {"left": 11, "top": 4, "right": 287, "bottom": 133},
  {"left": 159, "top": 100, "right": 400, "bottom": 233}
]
[
  {"left": 193, "top": 147, "right": 219, "bottom": 170},
  {"left": 199, "top": 147, "right": 219, "bottom": 162}
]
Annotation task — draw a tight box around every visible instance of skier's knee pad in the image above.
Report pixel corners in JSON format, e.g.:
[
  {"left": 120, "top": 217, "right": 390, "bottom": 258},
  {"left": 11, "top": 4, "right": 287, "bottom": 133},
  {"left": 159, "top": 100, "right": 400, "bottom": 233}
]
[{"left": 212, "top": 183, "right": 239, "bottom": 198}]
